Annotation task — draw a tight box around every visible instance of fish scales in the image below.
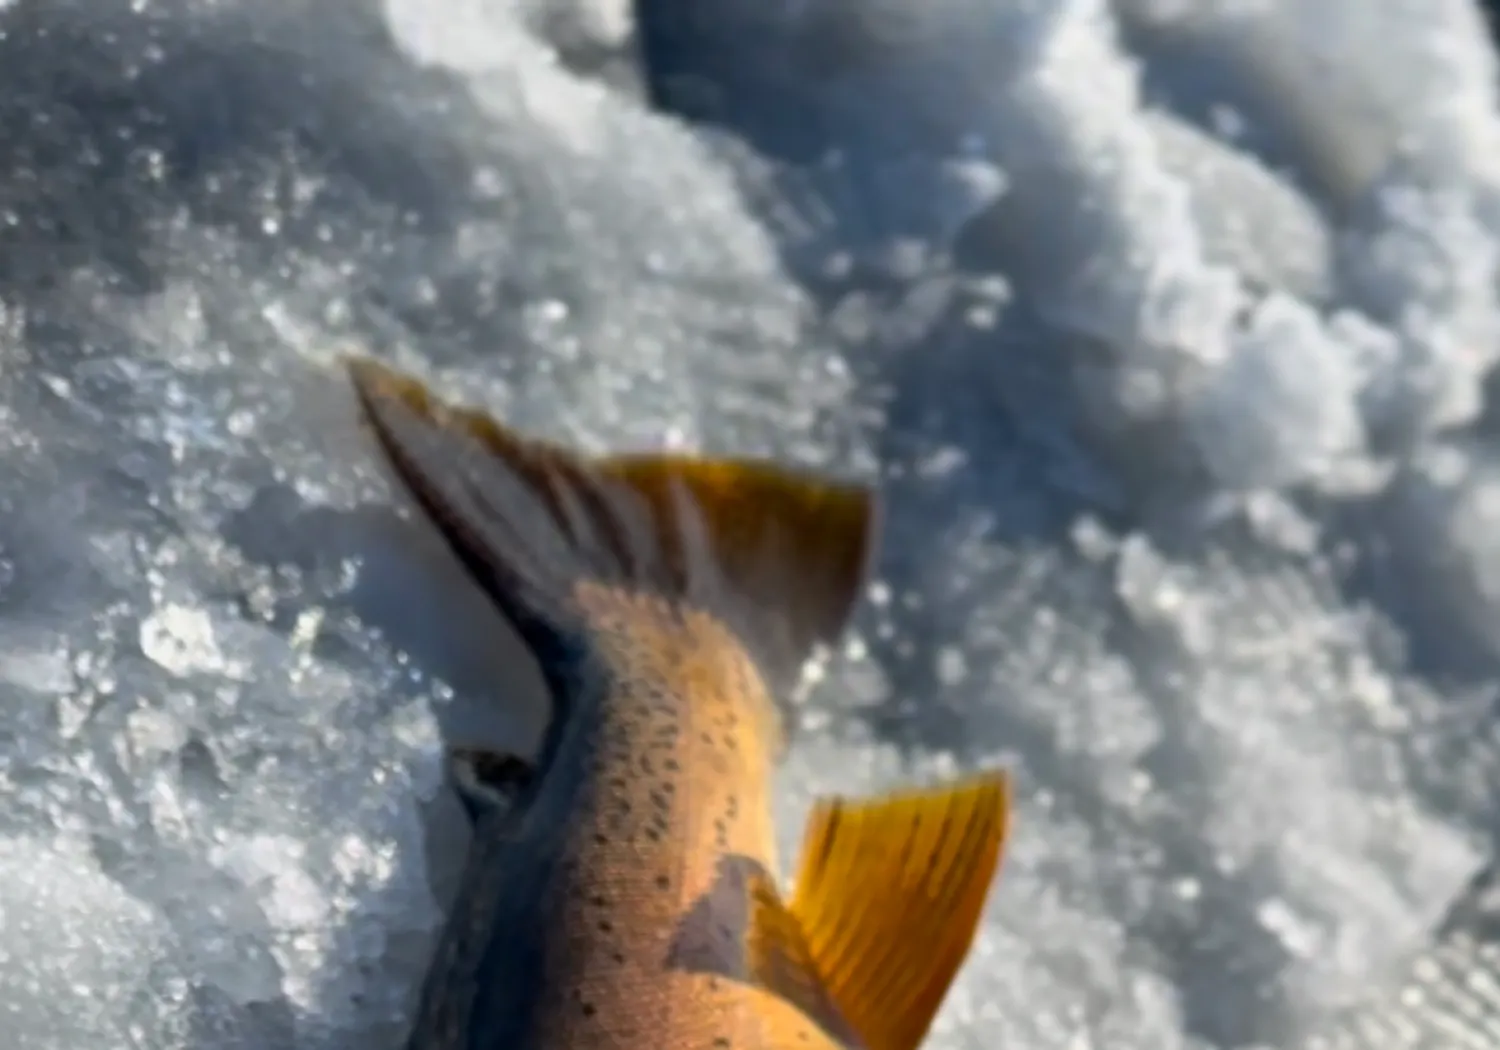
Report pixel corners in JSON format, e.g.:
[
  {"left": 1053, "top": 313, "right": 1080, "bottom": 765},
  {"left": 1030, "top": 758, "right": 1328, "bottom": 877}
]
[
  {"left": 462, "top": 589, "right": 803, "bottom": 1047},
  {"left": 343, "top": 355, "right": 1013, "bottom": 1050}
]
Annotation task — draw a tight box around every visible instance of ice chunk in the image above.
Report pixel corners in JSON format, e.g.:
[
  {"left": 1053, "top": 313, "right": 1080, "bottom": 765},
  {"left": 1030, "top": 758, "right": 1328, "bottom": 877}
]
[
  {"left": 1187, "top": 294, "right": 1367, "bottom": 492},
  {"left": 139, "top": 603, "right": 231, "bottom": 679},
  {"left": 1140, "top": 109, "right": 1333, "bottom": 304}
]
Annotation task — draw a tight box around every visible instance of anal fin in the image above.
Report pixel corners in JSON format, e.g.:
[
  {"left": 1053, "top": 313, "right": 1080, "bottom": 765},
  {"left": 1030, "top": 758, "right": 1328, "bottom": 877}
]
[{"left": 787, "top": 770, "right": 1012, "bottom": 1050}]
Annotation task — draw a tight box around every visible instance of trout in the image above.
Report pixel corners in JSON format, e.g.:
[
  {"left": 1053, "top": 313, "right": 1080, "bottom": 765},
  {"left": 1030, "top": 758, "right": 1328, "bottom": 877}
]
[{"left": 345, "top": 356, "right": 1012, "bottom": 1050}]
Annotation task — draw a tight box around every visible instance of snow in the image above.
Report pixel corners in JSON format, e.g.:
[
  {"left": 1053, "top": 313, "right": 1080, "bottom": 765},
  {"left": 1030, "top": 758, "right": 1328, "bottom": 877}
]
[{"left": 3, "top": 0, "right": 1500, "bottom": 1047}]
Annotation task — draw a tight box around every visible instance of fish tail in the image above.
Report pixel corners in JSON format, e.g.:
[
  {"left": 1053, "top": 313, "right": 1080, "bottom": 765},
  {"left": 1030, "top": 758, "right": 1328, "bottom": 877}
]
[{"left": 345, "top": 354, "right": 878, "bottom": 727}]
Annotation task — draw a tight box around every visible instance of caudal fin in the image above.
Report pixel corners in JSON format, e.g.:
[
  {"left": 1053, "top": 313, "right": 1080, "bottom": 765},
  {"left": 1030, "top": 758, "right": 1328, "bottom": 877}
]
[{"left": 345, "top": 356, "right": 878, "bottom": 709}]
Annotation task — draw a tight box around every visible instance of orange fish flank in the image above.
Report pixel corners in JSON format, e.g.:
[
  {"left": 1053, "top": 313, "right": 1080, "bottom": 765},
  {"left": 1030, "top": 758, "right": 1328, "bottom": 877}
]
[
  {"left": 566, "top": 582, "right": 786, "bottom": 908},
  {"left": 343, "top": 354, "right": 1012, "bottom": 1050}
]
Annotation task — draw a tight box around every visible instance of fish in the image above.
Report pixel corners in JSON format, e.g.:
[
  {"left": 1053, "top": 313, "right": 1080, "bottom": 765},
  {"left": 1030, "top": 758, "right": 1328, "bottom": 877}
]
[{"left": 344, "top": 355, "right": 1013, "bottom": 1050}]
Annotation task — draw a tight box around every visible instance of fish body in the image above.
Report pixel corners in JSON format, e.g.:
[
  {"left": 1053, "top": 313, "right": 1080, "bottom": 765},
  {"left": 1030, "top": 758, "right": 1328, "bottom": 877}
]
[{"left": 345, "top": 357, "right": 1012, "bottom": 1050}]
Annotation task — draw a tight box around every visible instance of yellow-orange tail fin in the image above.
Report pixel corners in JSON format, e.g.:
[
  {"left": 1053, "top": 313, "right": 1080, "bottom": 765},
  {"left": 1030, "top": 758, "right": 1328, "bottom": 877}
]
[{"left": 345, "top": 355, "right": 878, "bottom": 776}]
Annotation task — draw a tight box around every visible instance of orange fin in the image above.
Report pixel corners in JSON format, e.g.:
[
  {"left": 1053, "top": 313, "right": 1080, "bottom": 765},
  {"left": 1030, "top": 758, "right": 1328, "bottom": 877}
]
[
  {"left": 344, "top": 356, "right": 878, "bottom": 801},
  {"left": 345, "top": 355, "right": 876, "bottom": 697},
  {"left": 787, "top": 770, "right": 1012, "bottom": 1050}
]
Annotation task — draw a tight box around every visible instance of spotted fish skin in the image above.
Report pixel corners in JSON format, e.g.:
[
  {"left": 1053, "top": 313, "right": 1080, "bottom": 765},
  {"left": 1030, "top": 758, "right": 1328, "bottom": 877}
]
[
  {"left": 344, "top": 356, "right": 1011, "bottom": 1050},
  {"left": 422, "top": 588, "right": 846, "bottom": 1049}
]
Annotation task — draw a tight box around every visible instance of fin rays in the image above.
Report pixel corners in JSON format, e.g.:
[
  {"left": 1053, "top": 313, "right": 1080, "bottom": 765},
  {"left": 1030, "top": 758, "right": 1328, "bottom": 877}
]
[{"left": 789, "top": 772, "right": 1012, "bottom": 1050}]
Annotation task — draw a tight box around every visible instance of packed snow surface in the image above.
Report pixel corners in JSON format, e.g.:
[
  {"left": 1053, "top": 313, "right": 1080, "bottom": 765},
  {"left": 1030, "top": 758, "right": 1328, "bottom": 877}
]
[{"left": 5, "top": 0, "right": 1500, "bottom": 1047}]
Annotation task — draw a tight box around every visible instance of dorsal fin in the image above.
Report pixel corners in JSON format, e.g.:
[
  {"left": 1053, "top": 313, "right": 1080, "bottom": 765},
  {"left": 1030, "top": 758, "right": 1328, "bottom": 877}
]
[{"left": 787, "top": 771, "right": 1012, "bottom": 1050}]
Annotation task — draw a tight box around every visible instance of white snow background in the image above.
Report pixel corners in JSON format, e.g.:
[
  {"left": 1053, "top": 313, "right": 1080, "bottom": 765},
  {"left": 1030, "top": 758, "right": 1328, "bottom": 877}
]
[{"left": 4, "top": 0, "right": 1500, "bottom": 1047}]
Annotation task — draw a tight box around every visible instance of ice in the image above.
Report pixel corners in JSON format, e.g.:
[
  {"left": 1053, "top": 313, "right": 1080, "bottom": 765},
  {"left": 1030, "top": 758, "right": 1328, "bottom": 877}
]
[
  {"left": 5, "top": 0, "right": 1500, "bottom": 1047},
  {"left": 139, "top": 603, "right": 231, "bottom": 679},
  {"left": 1186, "top": 294, "right": 1368, "bottom": 492},
  {"left": 0, "top": 835, "right": 172, "bottom": 1050}
]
